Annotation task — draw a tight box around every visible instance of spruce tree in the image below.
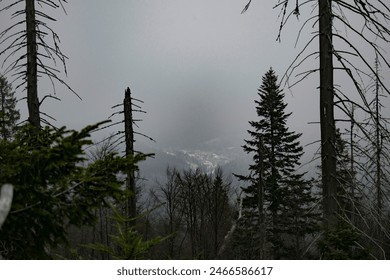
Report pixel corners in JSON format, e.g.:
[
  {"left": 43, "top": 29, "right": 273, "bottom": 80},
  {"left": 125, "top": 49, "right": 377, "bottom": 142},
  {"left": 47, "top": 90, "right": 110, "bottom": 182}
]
[
  {"left": 0, "top": 75, "right": 20, "bottom": 141},
  {"left": 234, "top": 68, "right": 319, "bottom": 259}
]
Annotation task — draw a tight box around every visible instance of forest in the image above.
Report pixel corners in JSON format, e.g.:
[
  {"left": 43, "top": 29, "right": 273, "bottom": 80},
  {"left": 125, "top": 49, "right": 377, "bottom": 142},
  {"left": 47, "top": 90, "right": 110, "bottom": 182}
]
[{"left": 1, "top": 0, "right": 390, "bottom": 260}]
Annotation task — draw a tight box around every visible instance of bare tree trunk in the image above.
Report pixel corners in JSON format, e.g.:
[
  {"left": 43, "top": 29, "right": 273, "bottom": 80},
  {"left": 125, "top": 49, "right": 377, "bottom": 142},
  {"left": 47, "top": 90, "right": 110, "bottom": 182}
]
[
  {"left": 350, "top": 105, "right": 355, "bottom": 226},
  {"left": 374, "top": 55, "right": 382, "bottom": 216},
  {"left": 26, "top": 0, "right": 40, "bottom": 128},
  {"left": 319, "top": 0, "right": 338, "bottom": 229},
  {"left": 0, "top": 184, "right": 13, "bottom": 229},
  {"left": 0, "top": 80, "right": 6, "bottom": 140},
  {"left": 124, "top": 87, "right": 136, "bottom": 226}
]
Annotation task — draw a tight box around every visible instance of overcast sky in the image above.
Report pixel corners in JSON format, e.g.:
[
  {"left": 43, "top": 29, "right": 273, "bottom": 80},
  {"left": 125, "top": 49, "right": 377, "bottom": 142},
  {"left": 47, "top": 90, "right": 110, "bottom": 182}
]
[{"left": 2, "top": 0, "right": 387, "bottom": 159}]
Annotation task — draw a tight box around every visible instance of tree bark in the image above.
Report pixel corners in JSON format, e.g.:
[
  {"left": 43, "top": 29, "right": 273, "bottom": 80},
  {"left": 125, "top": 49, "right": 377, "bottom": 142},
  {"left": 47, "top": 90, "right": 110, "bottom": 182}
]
[
  {"left": 26, "top": 0, "right": 40, "bottom": 128},
  {"left": 0, "top": 184, "right": 13, "bottom": 229},
  {"left": 374, "top": 55, "right": 382, "bottom": 216},
  {"left": 319, "top": 0, "right": 338, "bottom": 229},
  {"left": 350, "top": 105, "right": 355, "bottom": 226},
  {"left": 0, "top": 78, "right": 6, "bottom": 140},
  {"left": 124, "top": 87, "right": 136, "bottom": 225}
]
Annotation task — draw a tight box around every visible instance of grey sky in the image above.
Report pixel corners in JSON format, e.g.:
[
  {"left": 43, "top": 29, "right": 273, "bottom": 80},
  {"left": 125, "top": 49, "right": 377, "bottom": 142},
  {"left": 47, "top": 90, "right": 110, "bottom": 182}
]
[{"left": 2, "top": 0, "right": 386, "bottom": 157}]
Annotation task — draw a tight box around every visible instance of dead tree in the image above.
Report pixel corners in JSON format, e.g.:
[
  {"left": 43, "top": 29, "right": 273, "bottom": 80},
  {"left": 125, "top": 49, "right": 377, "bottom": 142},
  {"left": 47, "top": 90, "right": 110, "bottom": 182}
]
[
  {"left": 373, "top": 56, "right": 382, "bottom": 216},
  {"left": 0, "top": 184, "right": 13, "bottom": 230},
  {"left": 100, "top": 87, "right": 154, "bottom": 226},
  {"left": 25, "top": 0, "right": 40, "bottom": 127},
  {"left": 0, "top": 0, "right": 79, "bottom": 128},
  {"left": 242, "top": 0, "right": 390, "bottom": 232},
  {"left": 318, "top": 0, "right": 338, "bottom": 229},
  {"left": 0, "top": 184, "right": 13, "bottom": 260},
  {"left": 124, "top": 87, "right": 136, "bottom": 224}
]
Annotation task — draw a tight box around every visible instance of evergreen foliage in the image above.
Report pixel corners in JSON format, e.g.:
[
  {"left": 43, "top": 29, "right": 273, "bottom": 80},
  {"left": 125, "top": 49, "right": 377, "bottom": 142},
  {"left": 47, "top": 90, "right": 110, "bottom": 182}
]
[
  {"left": 86, "top": 207, "right": 164, "bottom": 260},
  {"left": 234, "top": 68, "right": 319, "bottom": 259},
  {"left": 318, "top": 222, "right": 370, "bottom": 260},
  {"left": 0, "top": 75, "right": 20, "bottom": 141},
  {"left": 0, "top": 122, "right": 146, "bottom": 259}
]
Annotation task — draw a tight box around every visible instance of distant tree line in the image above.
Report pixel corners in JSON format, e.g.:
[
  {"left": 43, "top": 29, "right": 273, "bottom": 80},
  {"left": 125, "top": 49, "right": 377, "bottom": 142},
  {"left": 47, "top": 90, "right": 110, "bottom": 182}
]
[{"left": 2, "top": 63, "right": 390, "bottom": 259}]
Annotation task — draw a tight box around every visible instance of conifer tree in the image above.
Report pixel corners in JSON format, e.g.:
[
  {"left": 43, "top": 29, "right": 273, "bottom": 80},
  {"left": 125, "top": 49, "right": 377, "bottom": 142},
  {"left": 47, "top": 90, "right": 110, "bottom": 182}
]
[
  {"left": 241, "top": 0, "right": 390, "bottom": 238},
  {"left": 0, "top": 122, "right": 146, "bottom": 259},
  {"left": 235, "top": 68, "right": 318, "bottom": 259},
  {"left": 0, "top": 75, "right": 20, "bottom": 141}
]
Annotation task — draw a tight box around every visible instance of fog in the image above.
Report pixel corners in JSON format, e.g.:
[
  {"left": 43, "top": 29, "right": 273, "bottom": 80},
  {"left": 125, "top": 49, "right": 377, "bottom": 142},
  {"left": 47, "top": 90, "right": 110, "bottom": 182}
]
[{"left": 1, "top": 0, "right": 387, "bottom": 166}]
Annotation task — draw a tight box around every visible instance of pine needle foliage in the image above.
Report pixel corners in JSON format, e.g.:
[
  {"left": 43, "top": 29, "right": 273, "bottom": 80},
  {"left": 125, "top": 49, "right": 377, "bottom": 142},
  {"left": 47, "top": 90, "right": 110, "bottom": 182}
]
[
  {"left": 318, "top": 222, "right": 370, "bottom": 260},
  {"left": 234, "top": 68, "right": 319, "bottom": 259},
  {"left": 85, "top": 207, "right": 165, "bottom": 260},
  {"left": 0, "top": 122, "right": 146, "bottom": 259},
  {"left": 0, "top": 74, "right": 20, "bottom": 141}
]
